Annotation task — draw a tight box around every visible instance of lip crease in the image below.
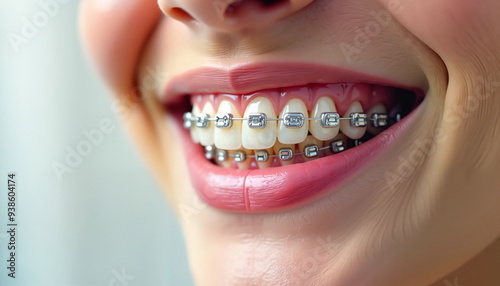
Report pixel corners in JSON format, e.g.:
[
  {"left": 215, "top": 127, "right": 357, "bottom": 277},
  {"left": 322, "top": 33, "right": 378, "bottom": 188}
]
[{"left": 165, "top": 62, "right": 426, "bottom": 213}]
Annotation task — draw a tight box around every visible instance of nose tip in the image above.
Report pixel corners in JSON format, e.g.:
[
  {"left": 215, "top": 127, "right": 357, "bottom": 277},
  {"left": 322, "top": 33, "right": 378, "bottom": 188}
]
[{"left": 159, "top": 0, "right": 314, "bottom": 32}]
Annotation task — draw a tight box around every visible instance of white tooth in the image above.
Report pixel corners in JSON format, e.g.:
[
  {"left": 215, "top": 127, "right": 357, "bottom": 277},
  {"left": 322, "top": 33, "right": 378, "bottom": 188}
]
[
  {"left": 340, "top": 101, "right": 366, "bottom": 140},
  {"left": 198, "top": 102, "right": 216, "bottom": 146},
  {"left": 278, "top": 98, "right": 308, "bottom": 144},
  {"left": 367, "top": 103, "right": 387, "bottom": 135},
  {"left": 242, "top": 97, "right": 277, "bottom": 149},
  {"left": 190, "top": 104, "right": 201, "bottom": 143},
  {"left": 214, "top": 100, "right": 242, "bottom": 150},
  {"left": 309, "top": 97, "right": 339, "bottom": 141}
]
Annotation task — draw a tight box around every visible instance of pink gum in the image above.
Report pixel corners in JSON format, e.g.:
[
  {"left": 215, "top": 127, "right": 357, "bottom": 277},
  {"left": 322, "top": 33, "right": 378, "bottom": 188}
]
[{"left": 190, "top": 83, "right": 399, "bottom": 116}]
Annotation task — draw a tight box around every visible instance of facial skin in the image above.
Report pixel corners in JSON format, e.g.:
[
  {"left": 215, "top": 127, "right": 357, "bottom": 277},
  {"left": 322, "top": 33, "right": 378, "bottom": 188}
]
[{"left": 79, "top": 0, "right": 500, "bottom": 285}]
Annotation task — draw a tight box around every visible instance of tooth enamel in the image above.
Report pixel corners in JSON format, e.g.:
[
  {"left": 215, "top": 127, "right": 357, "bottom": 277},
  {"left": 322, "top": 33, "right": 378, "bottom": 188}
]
[
  {"left": 310, "top": 97, "right": 339, "bottom": 141},
  {"left": 340, "top": 101, "right": 367, "bottom": 140},
  {"left": 278, "top": 98, "right": 308, "bottom": 144},
  {"left": 190, "top": 105, "right": 201, "bottom": 143},
  {"left": 198, "top": 102, "right": 216, "bottom": 146},
  {"left": 214, "top": 100, "right": 242, "bottom": 150},
  {"left": 298, "top": 136, "right": 323, "bottom": 162},
  {"left": 242, "top": 97, "right": 277, "bottom": 149},
  {"left": 273, "top": 142, "right": 295, "bottom": 166},
  {"left": 367, "top": 103, "right": 388, "bottom": 135}
]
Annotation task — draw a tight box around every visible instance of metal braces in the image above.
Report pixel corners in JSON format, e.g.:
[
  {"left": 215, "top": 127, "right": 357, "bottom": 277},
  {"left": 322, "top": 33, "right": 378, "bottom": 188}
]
[
  {"left": 205, "top": 140, "right": 348, "bottom": 162},
  {"left": 184, "top": 112, "right": 397, "bottom": 130}
]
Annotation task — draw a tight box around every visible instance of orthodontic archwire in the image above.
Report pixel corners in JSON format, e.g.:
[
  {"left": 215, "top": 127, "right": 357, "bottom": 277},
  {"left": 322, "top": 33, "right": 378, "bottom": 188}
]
[{"left": 183, "top": 111, "right": 403, "bottom": 163}]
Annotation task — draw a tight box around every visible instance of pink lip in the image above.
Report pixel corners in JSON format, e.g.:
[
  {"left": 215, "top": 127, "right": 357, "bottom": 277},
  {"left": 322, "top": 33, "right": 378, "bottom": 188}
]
[{"left": 165, "top": 62, "right": 425, "bottom": 212}]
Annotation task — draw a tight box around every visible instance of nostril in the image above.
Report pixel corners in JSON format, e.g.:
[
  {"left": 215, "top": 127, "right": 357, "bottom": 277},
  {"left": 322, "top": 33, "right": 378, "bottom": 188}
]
[
  {"left": 168, "top": 7, "right": 196, "bottom": 24},
  {"left": 225, "top": 0, "right": 289, "bottom": 16}
]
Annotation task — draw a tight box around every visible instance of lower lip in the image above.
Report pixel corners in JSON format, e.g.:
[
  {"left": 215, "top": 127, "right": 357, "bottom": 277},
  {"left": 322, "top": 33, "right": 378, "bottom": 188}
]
[{"left": 174, "top": 104, "right": 422, "bottom": 213}]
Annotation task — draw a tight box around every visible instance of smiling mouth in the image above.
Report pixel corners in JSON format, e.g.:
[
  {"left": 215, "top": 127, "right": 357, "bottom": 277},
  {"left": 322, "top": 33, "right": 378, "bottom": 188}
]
[
  {"left": 181, "top": 83, "right": 418, "bottom": 169},
  {"left": 164, "top": 62, "right": 425, "bottom": 212}
]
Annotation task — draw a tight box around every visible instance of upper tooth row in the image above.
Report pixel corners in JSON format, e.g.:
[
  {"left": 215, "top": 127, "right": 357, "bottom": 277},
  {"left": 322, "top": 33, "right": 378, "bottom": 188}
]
[{"left": 184, "top": 112, "right": 392, "bottom": 129}]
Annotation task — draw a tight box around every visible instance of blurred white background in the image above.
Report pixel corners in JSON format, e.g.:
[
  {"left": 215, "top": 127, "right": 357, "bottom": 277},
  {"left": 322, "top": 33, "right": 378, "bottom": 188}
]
[{"left": 0, "top": 1, "right": 193, "bottom": 285}]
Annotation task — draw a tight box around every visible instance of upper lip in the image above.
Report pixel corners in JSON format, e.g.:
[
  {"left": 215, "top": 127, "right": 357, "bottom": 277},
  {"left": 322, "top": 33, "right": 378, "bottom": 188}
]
[{"left": 162, "top": 61, "right": 425, "bottom": 101}]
